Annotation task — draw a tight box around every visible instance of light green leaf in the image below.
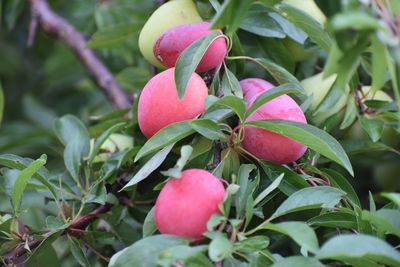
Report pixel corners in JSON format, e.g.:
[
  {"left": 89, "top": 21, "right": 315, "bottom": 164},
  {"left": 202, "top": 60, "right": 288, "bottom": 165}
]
[
  {"left": 222, "top": 68, "right": 243, "bottom": 98},
  {"left": 12, "top": 154, "right": 47, "bottom": 214},
  {"left": 122, "top": 143, "right": 174, "bottom": 190},
  {"left": 109, "top": 235, "right": 189, "bottom": 267},
  {"left": 208, "top": 235, "right": 233, "bottom": 262},
  {"left": 254, "top": 173, "right": 284, "bottom": 206},
  {"left": 175, "top": 31, "right": 223, "bottom": 99},
  {"left": 143, "top": 207, "right": 157, "bottom": 238},
  {"left": 259, "top": 222, "right": 319, "bottom": 254},
  {"left": 161, "top": 145, "right": 193, "bottom": 178},
  {"left": 371, "top": 36, "right": 387, "bottom": 93},
  {"left": 360, "top": 117, "right": 384, "bottom": 143},
  {"left": 317, "top": 234, "right": 400, "bottom": 267},
  {"left": 380, "top": 193, "right": 400, "bottom": 207},
  {"left": 272, "top": 256, "right": 325, "bottom": 267},
  {"left": 246, "top": 120, "right": 353, "bottom": 175},
  {"left": 206, "top": 95, "right": 246, "bottom": 122},
  {"left": 362, "top": 209, "right": 400, "bottom": 238},
  {"left": 190, "top": 120, "right": 225, "bottom": 140},
  {"left": 271, "top": 186, "right": 345, "bottom": 219}
]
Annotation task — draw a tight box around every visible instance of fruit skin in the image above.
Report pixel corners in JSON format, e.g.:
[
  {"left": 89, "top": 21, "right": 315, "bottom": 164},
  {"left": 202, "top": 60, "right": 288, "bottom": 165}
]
[
  {"left": 240, "top": 78, "right": 308, "bottom": 164},
  {"left": 301, "top": 72, "right": 349, "bottom": 124},
  {"left": 138, "top": 0, "right": 202, "bottom": 68},
  {"left": 154, "top": 22, "right": 227, "bottom": 72},
  {"left": 138, "top": 68, "right": 208, "bottom": 138},
  {"left": 92, "top": 134, "right": 133, "bottom": 162},
  {"left": 155, "top": 169, "right": 225, "bottom": 238}
]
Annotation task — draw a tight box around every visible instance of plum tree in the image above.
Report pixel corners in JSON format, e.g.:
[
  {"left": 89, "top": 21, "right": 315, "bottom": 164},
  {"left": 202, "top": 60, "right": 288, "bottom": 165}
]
[
  {"left": 154, "top": 169, "right": 225, "bottom": 238},
  {"left": 138, "top": 68, "right": 208, "bottom": 138},
  {"left": 301, "top": 72, "right": 349, "bottom": 124},
  {"left": 153, "top": 22, "right": 227, "bottom": 72},
  {"left": 241, "top": 78, "right": 308, "bottom": 164},
  {"left": 138, "top": 0, "right": 202, "bottom": 68}
]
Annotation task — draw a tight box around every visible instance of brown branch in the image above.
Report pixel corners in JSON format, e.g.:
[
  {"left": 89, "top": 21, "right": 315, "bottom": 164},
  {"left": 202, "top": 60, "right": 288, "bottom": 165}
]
[
  {"left": 28, "top": 0, "right": 132, "bottom": 109},
  {"left": 3, "top": 203, "right": 113, "bottom": 265}
]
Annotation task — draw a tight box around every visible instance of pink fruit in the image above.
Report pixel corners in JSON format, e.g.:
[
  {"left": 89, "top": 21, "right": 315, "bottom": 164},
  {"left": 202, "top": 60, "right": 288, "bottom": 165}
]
[
  {"left": 138, "top": 68, "right": 208, "bottom": 138},
  {"left": 241, "top": 78, "right": 307, "bottom": 164},
  {"left": 153, "top": 22, "right": 227, "bottom": 72},
  {"left": 155, "top": 169, "right": 225, "bottom": 239}
]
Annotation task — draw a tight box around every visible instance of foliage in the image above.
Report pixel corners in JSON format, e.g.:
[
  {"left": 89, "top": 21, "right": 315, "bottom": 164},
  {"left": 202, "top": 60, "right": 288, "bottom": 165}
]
[{"left": 0, "top": 0, "right": 400, "bottom": 266}]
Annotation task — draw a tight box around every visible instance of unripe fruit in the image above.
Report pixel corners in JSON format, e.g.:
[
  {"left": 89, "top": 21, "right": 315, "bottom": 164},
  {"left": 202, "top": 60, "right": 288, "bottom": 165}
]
[
  {"left": 301, "top": 73, "right": 349, "bottom": 124},
  {"left": 154, "top": 22, "right": 227, "bottom": 72},
  {"left": 92, "top": 134, "right": 134, "bottom": 162},
  {"left": 241, "top": 78, "right": 307, "bottom": 164},
  {"left": 138, "top": 68, "right": 208, "bottom": 138},
  {"left": 283, "top": 0, "right": 326, "bottom": 25},
  {"left": 138, "top": 0, "right": 202, "bottom": 68},
  {"left": 155, "top": 169, "right": 225, "bottom": 238}
]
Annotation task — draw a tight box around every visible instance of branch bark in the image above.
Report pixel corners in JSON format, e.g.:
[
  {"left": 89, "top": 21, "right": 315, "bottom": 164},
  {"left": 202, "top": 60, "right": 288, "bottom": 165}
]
[
  {"left": 3, "top": 203, "right": 113, "bottom": 265},
  {"left": 28, "top": 0, "right": 132, "bottom": 109}
]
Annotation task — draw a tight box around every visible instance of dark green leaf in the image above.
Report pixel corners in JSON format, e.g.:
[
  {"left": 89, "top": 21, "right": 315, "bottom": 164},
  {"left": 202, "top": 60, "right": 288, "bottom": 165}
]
[
  {"left": 308, "top": 210, "right": 358, "bottom": 229},
  {"left": 246, "top": 120, "right": 353, "bottom": 175},
  {"left": 323, "top": 169, "right": 360, "bottom": 208},
  {"left": 360, "top": 117, "right": 384, "bottom": 142},
  {"left": 206, "top": 95, "right": 246, "bottom": 122},
  {"left": 221, "top": 68, "right": 243, "bottom": 98},
  {"left": 175, "top": 31, "right": 222, "bottom": 99},
  {"left": 68, "top": 236, "right": 91, "bottom": 267},
  {"left": 191, "top": 120, "right": 225, "bottom": 140},
  {"left": 143, "top": 207, "right": 156, "bottom": 237},
  {"left": 0, "top": 82, "right": 3, "bottom": 127}
]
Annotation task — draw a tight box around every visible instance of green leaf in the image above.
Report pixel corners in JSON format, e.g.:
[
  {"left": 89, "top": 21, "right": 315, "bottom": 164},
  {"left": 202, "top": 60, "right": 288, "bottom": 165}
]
[
  {"left": 275, "top": 3, "right": 333, "bottom": 51},
  {"left": 161, "top": 145, "right": 193, "bottom": 178},
  {"left": 175, "top": 31, "right": 223, "bottom": 99},
  {"left": 89, "top": 122, "right": 126, "bottom": 163},
  {"left": 340, "top": 97, "right": 358, "bottom": 129},
  {"left": 135, "top": 121, "right": 195, "bottom": 162},
  {"left": 254, "top": 173, "right": 284, "bottom": 206},
  {"left": 380, "top": 193, "right": 400, "bottom": 207},
  {"left": 362, "top": 209, "right": 400, "bottom": 238},
  {"left": 271, "top": 186, "right": 345, "bottom": 219},
  {"left": 158, "top": 245, "right": 211, "bottom": 267},
  {"left": 371, "top": 36, "right": 387, "bottom": 93},
  {"left": 259, "top": 161, "right": 309, "bottom": 196},
  {"left": 329, "top": 12, "right": 382, "bottom": 32},
  {"left": 323, "top": 169, "right": 361, "bottom": 208},
  {"left": 86, "top": 23, "right": 140, "bottom": 48},
  {"left": 360, "top": 117, "right": 384, "bottom": 142},
  {"left": 54, "top": 115, "right": 90, "bottom": 183},
  {"left": 234, "top": 236, "right": 269, "bottom": 254},
  {"left": 308, "top": 210, "right": 358, "bottom": 229},
  {"left": 236, "top": 164, "right": 258, "bottom": 218},
  {"left": 272, "top": 256, "right": 325, "bottom": 267},
  {"left": 221, "top": 68, "right": 243, "bottom": 98},
  {"left": 26, "top": 231, "right": 63, "bottom": 267},
  {"left": 246, "top": 120, "right": 354, "bottom": 175},
  {"left": 244, "top": 83, "right": 304, "bottom": 120},
  {"left": 210, "top": 0, "right": 253, "bottom": 35},
  {"left": 143, "top": 207, "right": 157, "bottom": 238},
  {"left": 208, "top": 235, "right": 233, "bottom": 262},
  {"left": 190, "top": 120, "right": 225, "bottom": 140},
  {"left": 0, "top": 82, "right": 4, "bottom": 127},
  {"left": 240, "top": 4, "right": 285, "bottom": 38},
  {"left": 122, "top": 143, "right": 174, "bottom": 190},
  {"left": 68, "top": 236, "right": 91, "bottom": 267},
  {"left": 0, "top": 154, "right": 58, "bottom": 205},
  {"left": 109, "top": 235, "right": 189, "bottom": 267},
  {"left": 206, "top": 95, "right": 246, "bottom": 122},
  {"left": 253, "top": 58, "right": 302, "bottom": 85},
  {"left": 259, "top": 222, "right": 319, "bottom": 254},
  {"left": 12, "top": 154, "right": 47, "bottom": 214},
  {"left": 317, "top": 234, "right": 400, "bottom": 267}
]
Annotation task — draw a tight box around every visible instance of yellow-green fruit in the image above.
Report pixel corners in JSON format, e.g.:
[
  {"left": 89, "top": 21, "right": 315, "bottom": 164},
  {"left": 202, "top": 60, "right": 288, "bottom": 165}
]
[
  {"left": 138, "top": 0, "right": 202, "bottom": 68},
  {"left": 360, "top": 86, "right": 392, "bottom": 102},
  {"left": 93, "top": 134, "right": 134, "bottom": 162},
  {"left": 301, "top": 73, "right": 349, "bottom": 124},
  {"left": 221, "top": 148, "right": 240, "bottom": 179},
  {"left": 283, "top": 0, "right": 326, "bottom": 25}
]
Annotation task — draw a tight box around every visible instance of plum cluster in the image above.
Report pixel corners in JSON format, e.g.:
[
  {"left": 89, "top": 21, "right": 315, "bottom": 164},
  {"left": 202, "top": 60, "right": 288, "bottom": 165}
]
[{"left": 136, "top": 0, "right": 308, "bottom": 239}]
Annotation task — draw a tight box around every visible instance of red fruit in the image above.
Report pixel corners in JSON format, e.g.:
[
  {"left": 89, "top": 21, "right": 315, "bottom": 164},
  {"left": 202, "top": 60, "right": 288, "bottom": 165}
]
[
  {"left": 155, "top": 169, "right": 225, "bottom": 239},
  {"left": 241, "top": 78, "right": 307, "bottom": 164},
  {"left": 153, "top": 22, "right": 227, "bottom": 72},
  {"left": 138, "top": 68, "right": 208, "bottom": 138}
]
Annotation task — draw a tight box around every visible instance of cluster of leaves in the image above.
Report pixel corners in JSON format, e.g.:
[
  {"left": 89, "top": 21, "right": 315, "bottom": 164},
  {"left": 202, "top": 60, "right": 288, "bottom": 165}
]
[{"left": 0, "top": 0, "right": 400, "bottom": 266}]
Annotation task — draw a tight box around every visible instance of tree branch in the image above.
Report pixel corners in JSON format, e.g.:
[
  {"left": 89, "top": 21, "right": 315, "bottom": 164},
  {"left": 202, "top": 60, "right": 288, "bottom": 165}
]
[
  {"left": 28, "top": 0, "right": 132, "bottom": 109},
  {"left": 3, "top": 203, "right": 113, "bottom": 265}
]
